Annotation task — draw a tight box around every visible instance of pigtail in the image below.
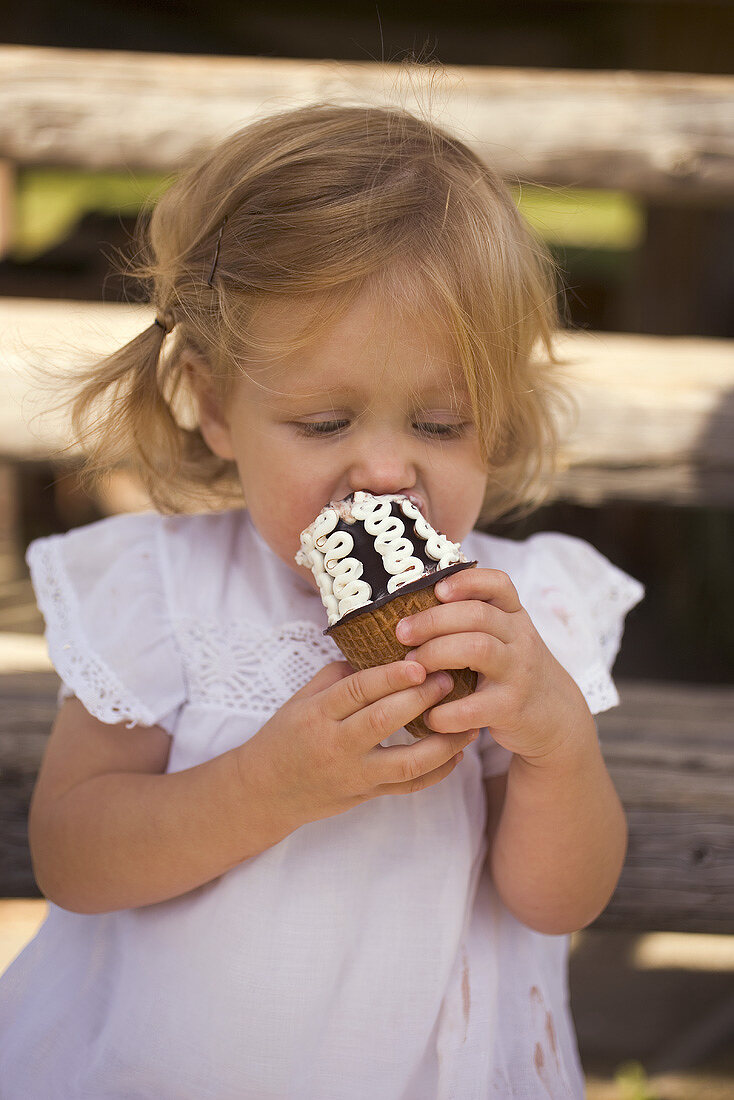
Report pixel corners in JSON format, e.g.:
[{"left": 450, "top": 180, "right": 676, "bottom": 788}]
[
  {"left": 28, "top": 307, "right": 235, "bottom": 514},
  {"left": 70, "top": 321, "right": 174, "bottom": 501}
]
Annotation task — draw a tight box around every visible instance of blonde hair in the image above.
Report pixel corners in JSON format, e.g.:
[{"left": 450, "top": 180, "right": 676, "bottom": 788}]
[{"left": 48, "top": 98, "right": 572, "bottom": 523}]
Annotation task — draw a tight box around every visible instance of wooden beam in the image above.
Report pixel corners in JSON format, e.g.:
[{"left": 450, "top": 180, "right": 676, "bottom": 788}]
[
  {"left": 1, "top": 298, "right": 732, "bottom": 505},
  {"left": 1, "top": 46, "right": 733, "bottom": 199},
  {"left": 552, "top": 330, "right": 734, "bottom": 506},
  {"left": 2, "top": 671, "right": 733, "bottom": 932},
  {"left": 594, "top": 681, "right": 734, "bottom": 933},
  {"left": 0, "top": 671, "right": 56, "bottom": 897}
]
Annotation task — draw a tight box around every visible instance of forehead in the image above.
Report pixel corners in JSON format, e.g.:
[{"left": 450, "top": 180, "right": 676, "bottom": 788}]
[
  {"left": 242, "top": 287, "right": 470, "bottom": 403},
  {"left": 268, "top": 363, "right": 468, "bottom": 404}
]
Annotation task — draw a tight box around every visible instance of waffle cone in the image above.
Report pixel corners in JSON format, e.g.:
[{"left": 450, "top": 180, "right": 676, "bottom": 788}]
[{"left": 326, "top": 565, "right": 478, "bottom": 739}]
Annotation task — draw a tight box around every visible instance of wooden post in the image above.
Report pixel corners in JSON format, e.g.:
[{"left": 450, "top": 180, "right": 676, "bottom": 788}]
[
  {"left": 0, "top": 463, "right": 21, "bottom": 584},
  {"left": 0, "top": 160, "right": 15, "bottom": 261},
  {"left": 622, "top": 204, "right": 734, "bottom": 337}
]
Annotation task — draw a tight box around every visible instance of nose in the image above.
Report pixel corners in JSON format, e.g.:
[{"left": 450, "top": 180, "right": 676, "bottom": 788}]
[{"left": 345, "top": 432, "right": 417, "bottom": 498}]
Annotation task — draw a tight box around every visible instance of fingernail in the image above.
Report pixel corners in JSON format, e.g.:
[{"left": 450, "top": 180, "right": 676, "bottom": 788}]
[
  {"left": 434, "top": 672, "right": 452, "bottom": 691},
  {"left": 435, "top": 580, "right": 450, "bottom": 597},
  {"left": 404, "top": 649, "right": 418, "bottom": 661}
]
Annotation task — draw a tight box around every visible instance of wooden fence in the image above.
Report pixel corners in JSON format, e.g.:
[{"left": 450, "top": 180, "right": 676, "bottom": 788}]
[{"left": 1, "top": 45, "right": 733, "bottom": 932}]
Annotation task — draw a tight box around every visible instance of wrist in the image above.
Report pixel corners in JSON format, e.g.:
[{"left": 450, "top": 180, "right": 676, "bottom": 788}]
[
  {"left": 229, "top": 740, "right": 303, "bottom": 856},
  {"left": 514, "top": 692, "right": 599, "bottom": 775}
]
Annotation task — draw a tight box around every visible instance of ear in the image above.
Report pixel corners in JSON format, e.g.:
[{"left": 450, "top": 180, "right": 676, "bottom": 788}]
[{"left": 184, "top": 358, "right": 236, "bottom": 461}]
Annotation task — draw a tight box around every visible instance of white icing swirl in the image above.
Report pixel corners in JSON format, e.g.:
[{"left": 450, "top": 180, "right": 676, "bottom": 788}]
[
  {"left": 296, "top": 491, "right": 468, "bottom": 625},
  {"left": 321, "top": 530, "right": 372, "bottom": 619},
  {"left": 351, "top": 494, "right": 425, "bottom": 592},
  {"left": 312, "top": 508, "right": 339, "bottom": 548},
  {"left": 295, "top": 520, "right": 342, "bottom": 624},
  {"left": 398, "top": 499, "right": 465, "bottom": 568}
]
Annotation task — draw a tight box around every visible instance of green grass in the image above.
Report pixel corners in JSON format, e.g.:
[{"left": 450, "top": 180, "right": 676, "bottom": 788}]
[
  {"left": 513, "top": 185, "right": 644, "bottom": 250},
  {"left": 614, "top": 1062, "right": 658, "bottom": 1100},
  {"left": 12, "top": 169, "right": 173, "bottom": 260},
  {"left": 10, "top": 168, "right": 644, "bottom": 261}
]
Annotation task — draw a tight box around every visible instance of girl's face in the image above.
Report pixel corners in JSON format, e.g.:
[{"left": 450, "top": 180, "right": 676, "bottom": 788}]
[{"left": 193, "top": 289, "right": 489, "bottom": 592}]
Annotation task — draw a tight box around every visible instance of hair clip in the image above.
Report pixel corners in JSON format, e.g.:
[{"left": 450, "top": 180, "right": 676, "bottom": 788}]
[{"left": 207, "top": 214, "right": 228, "bottom": 287}]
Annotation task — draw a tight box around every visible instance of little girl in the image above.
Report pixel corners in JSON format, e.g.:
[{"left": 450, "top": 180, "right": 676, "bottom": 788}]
[{"left": 0, "top": 100, "right": 643, "bottom": 1098}]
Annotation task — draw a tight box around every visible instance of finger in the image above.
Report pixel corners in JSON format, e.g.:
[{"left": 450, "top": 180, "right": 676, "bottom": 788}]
[
  {"left": 292, "top": 660, "right": 355, "bottom": 702},
  {"left": 403, "top": 632, "right": 509, "bottom": 679},
  {"left": 424, "top": 690, "right": 491, "bottom": 734},
  {"left": 434, "top": 568, "right": 522, "bottom": 614},
  {"left": 396, "top": 600, "right": 513, "bottom": 648},
  {"left": 383, "top": 753, "right": 463, "bottom": 796},
  {"left": 347, "top": 670, "right": 459, "bottom": 748},
  {"left": 320, "top": 659, "right": 428, "bottom": 722},
  {"left": 370, "top": 729, "right": 478, "bottom": 794}
]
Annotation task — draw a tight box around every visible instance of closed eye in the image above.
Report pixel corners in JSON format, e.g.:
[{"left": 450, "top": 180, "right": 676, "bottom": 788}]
[
  {"left": 414, "top": 422, "right": 468, "bottom": 439},
  {"left": 293, "top": 420, "right": 349, "bottom": 436},
  {"left": 293, "top": 420, "right": 469, "bottom": 439}
]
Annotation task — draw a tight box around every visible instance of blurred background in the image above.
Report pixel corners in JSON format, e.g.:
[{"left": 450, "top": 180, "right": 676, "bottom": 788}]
[{"left": 0, "top": 4, "right": 733, "bottom": 1098}]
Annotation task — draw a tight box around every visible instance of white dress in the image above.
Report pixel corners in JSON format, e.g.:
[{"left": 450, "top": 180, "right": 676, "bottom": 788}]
[{"left": 0, "top": 508, "right": 643, "bottom": 1099}]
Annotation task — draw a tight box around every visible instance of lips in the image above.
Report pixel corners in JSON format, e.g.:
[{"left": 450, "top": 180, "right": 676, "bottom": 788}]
[{"left": 337, "top": 490, "right": 428, "bottom": 522}]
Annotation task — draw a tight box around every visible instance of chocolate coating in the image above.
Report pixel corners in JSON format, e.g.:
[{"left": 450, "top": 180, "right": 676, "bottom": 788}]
[
  {"left": 333, "top": 495, "right": 442, "bottom": 596},
  {"left": 324, "top": 558, "right": 477, "bottom": 634}
]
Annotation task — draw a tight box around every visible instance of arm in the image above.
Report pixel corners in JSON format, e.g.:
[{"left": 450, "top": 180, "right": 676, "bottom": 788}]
[
  {"left": 396, "top": 566, "right": 628, "bottom": 936},
  {"left": 29, "top": 697, "right": 296, "bottom": 914},
  {"left": 30, "top": 659, "right": 473, "bottom": 915},
  {"left": 483, "top": 707, "right": 627, "bottom": 934}
]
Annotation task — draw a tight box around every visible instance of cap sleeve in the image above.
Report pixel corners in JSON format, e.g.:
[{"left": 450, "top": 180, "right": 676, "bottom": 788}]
[
  {"left": 26, "top": 512, "right": 186, "bottom": 734},
  {"left": 519, "top": 531, "right": 644, "bottom": 715},
  {"left": 478, "top": 531, "right": 644, "bottom": 779}
]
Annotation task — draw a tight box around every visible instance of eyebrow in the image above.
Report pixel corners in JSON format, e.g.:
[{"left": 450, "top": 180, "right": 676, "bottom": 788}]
[{"left": 274, "top": 382, "right": 470, "bottom": 403}]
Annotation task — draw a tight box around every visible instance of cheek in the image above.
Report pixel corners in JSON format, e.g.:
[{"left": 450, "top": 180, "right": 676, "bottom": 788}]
[
  {"left": 234, "top": 426, "right": 302, "bottom": 496},
  {"left": 435, "top": 497, "right": 484, "bottom": 545},
  {"left": 236, "top": 443, "right": 334, "bottom": 555},
  {"left": 431, "top": 457, "right": 488, "bottom": 542}
]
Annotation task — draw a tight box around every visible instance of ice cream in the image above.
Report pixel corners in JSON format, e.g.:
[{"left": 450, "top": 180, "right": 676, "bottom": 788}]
[{"left": 296, "top": 491, "right": 478, "bottom": 738}]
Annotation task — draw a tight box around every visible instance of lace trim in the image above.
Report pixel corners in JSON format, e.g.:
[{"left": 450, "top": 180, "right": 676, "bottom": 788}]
[
  {"left": 527, "top": 535, "right": 643, "bottom": 716},
  {"left": 27, "top": 538, "right": 159, "bottom": 730},
  {"left": 174, "top": 616, "right": 344, "bottom": 717},
  {"left": 575, "top": 661, "right": 620, "bottom": 715},
  {"left": 587, "top": 572, "right": 644, "bottom": 672},
  {"left": 578, "top": 570, "right": 643, "bottom": 714},
  {"left": 31, "top": 527, "right": 639, "bottom": 727}
]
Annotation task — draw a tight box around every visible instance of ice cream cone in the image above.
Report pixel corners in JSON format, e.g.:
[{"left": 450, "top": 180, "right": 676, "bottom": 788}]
[
  {"left": 326, "top": 562, "right": 478, "bottom": 739},
  {"left": 297, "top": 491, "right": 479, "bottom": 739}
]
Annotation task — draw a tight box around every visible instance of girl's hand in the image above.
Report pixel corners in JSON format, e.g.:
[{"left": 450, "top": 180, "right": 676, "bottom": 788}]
[
  {"left": 394, "top": 568, "right": 594, "bottom": 763},
  {"left": 245, "top": 660, "right": 478, "bottom": 829}
]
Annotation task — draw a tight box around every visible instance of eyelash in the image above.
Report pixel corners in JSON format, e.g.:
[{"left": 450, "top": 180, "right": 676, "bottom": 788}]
[{"left": 293, "top": 420, "right": 469, "bottom": 440}]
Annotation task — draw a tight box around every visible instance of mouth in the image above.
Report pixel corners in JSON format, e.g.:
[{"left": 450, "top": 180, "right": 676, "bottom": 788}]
[{"left": 339, "top": 490, "right": 429, "bottom": 522}]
